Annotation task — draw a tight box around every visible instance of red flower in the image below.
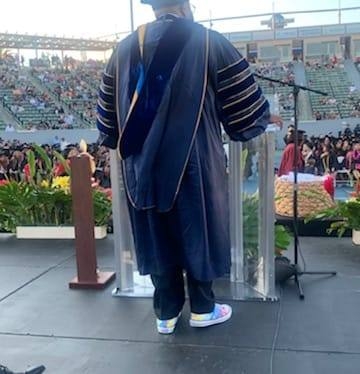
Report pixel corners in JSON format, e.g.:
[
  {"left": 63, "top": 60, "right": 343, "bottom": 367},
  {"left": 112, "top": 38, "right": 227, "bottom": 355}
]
[
  {"left": 103, "top": 188, "right": 112, "bottom": 200},
  {"left": 323, "top": 175, "right": 334, "bottom": 199},
  {"left": 95, "top": 186, "right": 112, "bottom": 200},
  {"left": 23, "top": 163, "right": 30, "bottom": 181}
]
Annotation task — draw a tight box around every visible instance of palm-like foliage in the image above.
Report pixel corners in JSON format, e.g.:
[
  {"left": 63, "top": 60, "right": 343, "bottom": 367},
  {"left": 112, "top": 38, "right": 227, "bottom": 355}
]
[
  {"left": 0, "top": 146, "right": 111, "bottom": 232},
  {"left": 306, "top": 198, "right": 360, "bottom": 237}
]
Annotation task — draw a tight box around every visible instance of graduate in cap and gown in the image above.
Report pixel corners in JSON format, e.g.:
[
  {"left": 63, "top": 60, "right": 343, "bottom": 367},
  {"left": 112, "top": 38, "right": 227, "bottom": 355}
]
[
  {"left": 96, "top": 0, "right": 283, "bottom": 334},
  {"left": 278, "top": 129, "right": 305, "bottom": 177}
]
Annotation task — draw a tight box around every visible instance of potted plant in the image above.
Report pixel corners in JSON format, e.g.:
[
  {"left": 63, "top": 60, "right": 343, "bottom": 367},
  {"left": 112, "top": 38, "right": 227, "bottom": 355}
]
[
  {"left": 242, "top": 191, "right": 292, "bottom": 283},
  {"left": 306, "top": 197, "right": 360, "bottom": 245},
  {"left": 275, "top": 224, "right": 292, "bottom": 257},
  {"left": 0, "top": 144, "right": 112, "bottom": 239},
  {"left": 274, "top": 224, "right": 295, "bottom": 283},
  {"left": 240, "top": 149, "right": 294, "bottom": 283}
]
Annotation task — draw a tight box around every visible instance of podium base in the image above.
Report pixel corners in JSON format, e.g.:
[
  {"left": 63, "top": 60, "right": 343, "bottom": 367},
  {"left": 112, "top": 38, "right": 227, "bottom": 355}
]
[
  {"left": 214, "top": 277, "right": 278, "bottom": 302},
  {"left": 69, "top": 271, "right": 116, "bottom": 290},
  {"left": 112, "top": 272, "right": 154, "bottom": 298}
]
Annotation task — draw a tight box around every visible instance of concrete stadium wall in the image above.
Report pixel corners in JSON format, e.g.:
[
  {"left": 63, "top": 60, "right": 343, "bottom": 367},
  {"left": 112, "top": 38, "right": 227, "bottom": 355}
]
[
  {"left": 0, "top": 129, "right": 100, "bottom": 145},
  {"left": 1, "top": 118, "right": 360, "bottom": 148}
]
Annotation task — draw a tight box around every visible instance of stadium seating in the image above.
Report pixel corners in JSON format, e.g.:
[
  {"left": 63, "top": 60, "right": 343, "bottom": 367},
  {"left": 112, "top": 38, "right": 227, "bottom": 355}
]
[
  {"left": 0, "top": 88, "right": 67, "bottom": 130},
  {"left": 0, "top": 57, "right": 84, "bottom": 130},
  {"left": 34, "top": 63, "right": 104, "bottom": 128},
  {"left": 0, "top": 118, "right": 5, "bottom": 131},
  {"left": 355, "top": 61, "right": 360, "bottom": 74},
  {"left": 306, "top": 62, "right": 360, "bottom": 119},
  {"left": 252, "top": 63, "right": 295, "bottom": 121},
  {"left": 2, "top": 54, "right": 360, "bottom": 130}
]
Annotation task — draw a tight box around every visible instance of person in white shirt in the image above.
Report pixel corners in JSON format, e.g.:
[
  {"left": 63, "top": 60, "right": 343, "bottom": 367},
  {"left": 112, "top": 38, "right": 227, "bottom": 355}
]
[
  {"left": 65, "top": 114, "right": 74, "bottom": 126},
  {"left": 5, "top": 124, "right": 15, "bottom": 132},
  {"left": 60, "top": 137, "right": 69, "bottom": 151}
]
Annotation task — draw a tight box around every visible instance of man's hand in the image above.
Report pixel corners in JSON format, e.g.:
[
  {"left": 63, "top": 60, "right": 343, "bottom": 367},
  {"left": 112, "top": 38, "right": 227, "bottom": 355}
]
[{"left": 269, "top": 114, "right": 283, "bottom": 129}]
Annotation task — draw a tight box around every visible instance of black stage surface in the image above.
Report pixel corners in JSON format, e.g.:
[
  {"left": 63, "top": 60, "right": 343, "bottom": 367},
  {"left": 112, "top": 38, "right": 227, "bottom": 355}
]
[{"left": 0, "top": 235, "right": 359, "bottom": 373}]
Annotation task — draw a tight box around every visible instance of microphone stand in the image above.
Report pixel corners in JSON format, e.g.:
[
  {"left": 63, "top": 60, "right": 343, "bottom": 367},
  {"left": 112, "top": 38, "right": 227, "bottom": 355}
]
[{"left": 253, "top": 72, "right": 337, "bottom": 299}]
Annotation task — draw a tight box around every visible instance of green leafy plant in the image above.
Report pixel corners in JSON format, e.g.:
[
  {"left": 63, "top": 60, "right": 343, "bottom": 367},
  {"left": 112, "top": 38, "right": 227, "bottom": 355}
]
[
  {"left": 241, "top": 148, "right": 291, "bottom": 260},
  {"left": 0, "top": 146, "right": 112, "bottom": 232},
  {"left": 275, "top": 224, "right": 292, "bottom": 256},
  {"left": 243, "top": 191, "right": 260, "bottom": 259},
  {"left": 0, "top": 180, "right": 111, "bottom": 232},
  {"left": 93, "top": 189, "right": 112, "bottom": 226},
  {"left": 306, "top": 198, "right": 360, "bottom": 237},
  {"left": 242, "top": 191, "right": 291, "bottom": 259}
]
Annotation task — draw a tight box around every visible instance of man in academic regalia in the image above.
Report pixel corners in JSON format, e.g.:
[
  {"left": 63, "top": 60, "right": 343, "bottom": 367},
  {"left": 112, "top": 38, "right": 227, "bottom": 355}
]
[{"left": 97, "top": 0, "right": 282, "bottom": 334}]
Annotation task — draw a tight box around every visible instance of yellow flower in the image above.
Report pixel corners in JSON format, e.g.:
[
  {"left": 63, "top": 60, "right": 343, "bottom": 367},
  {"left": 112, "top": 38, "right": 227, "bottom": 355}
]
[
  {"left": 52, "top": 176, "right": 70, "bottom": 192},
  {"left": 40, "top": 180, "right": 49, "bottom": 188}
]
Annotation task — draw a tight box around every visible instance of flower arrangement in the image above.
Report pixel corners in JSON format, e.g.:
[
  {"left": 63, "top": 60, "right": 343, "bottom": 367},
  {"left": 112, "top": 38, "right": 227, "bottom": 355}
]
[{"left": 0, "top": 143, "right": 112, "bottom": 233}]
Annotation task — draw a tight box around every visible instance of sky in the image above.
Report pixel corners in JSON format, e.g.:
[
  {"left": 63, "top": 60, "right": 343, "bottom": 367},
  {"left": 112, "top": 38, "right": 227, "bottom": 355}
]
[
  {"left": 1, "top": 0, "right": 360, "bottom": 39},
  {"left": 1, "top": 0, "right": 360, "bottom": 61}
]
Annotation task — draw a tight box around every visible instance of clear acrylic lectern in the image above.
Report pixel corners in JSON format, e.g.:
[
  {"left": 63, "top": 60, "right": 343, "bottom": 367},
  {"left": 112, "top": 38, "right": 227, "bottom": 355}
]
[{"left": 111, "top": 126, "right": 278, "bottom": 301}]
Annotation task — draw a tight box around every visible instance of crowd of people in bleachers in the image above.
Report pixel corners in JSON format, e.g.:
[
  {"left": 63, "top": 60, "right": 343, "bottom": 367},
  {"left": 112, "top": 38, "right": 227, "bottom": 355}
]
[
  {"left": 33, "top": 59, "right": 104, "bottom": 126},
  {"left": 253, "top": 62, "right": 295, "bottom": 120},
  {"left": 0, "top": 55, "right": 97, "bottom": 130},
  {"left": 306, "top": 56, "right": 360, "bottom": 121},
  {"left": 255, "top": 62, "right": 295, "bottom": 83},
  {"left": 305, "top": 55, "right": 343, "bottom": 71},
  {"left": 0, "top": 55, "right": 74, "bottom": 130},
  {"left": 2, "top": 53, "right": 360, "bottom": 131},
  {"left": 313, "top": 109, "right": 340, "bottom": 121}
]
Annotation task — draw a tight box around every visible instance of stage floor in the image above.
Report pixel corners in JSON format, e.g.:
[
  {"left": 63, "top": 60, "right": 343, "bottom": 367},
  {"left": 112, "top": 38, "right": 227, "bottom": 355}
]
[{"left": 0, "top": 234, "right": 359, "bottom": 373}]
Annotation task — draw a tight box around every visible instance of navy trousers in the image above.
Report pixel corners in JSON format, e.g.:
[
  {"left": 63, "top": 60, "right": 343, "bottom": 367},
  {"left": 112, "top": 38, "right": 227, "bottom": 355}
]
[{"left": 151, "top": 267, "right": 215, "bottom": 320}]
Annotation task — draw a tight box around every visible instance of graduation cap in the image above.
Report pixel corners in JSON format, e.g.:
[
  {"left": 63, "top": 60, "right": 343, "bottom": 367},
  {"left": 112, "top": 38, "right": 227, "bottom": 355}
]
[
  {"left": 10, "top": 146, "right": 22, "bottom": 152},
  {"left": 66, "top": 144, "right": 77, "bottom": 150},
  {"left": 297, "top": 129, "right": 306, "bottom": 138},
  {"left": 288, "top": 127, "right": 305, "bottom": 135},
  {"left": 141, "top": 0, "right": 186, "bottom": 8},
  {"left": 0, "top": 149, "right": 9, "bottom": 157}
]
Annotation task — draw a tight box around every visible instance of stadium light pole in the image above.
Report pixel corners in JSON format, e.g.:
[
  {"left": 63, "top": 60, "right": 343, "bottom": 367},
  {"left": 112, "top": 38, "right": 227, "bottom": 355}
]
[
  {"left": 338, "top": 0, "right": 341, "bottom": 24},
  {"left": 130, "top": 0, "right": 135, "bottom": 32},
  {"left": 272, "top": 1, "right": 276, "bottom": 39}
]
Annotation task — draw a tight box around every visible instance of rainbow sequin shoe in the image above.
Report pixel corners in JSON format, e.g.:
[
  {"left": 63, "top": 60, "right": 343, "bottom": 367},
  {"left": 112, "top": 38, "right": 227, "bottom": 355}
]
[
  {"left": 156, "top": 312, "right": 181, "bottom": 334},
  {"left": 189, "top": 303, "right": 232, "bottom": 328}
]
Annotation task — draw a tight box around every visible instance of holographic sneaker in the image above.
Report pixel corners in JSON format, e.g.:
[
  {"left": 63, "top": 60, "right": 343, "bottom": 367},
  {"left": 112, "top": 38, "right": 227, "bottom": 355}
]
[
  {"left": 156, "top": 312, "right": 181, "bottom": 334},
  {"left": 189, "top": 303, "right": 232, "bottom": 328}
]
